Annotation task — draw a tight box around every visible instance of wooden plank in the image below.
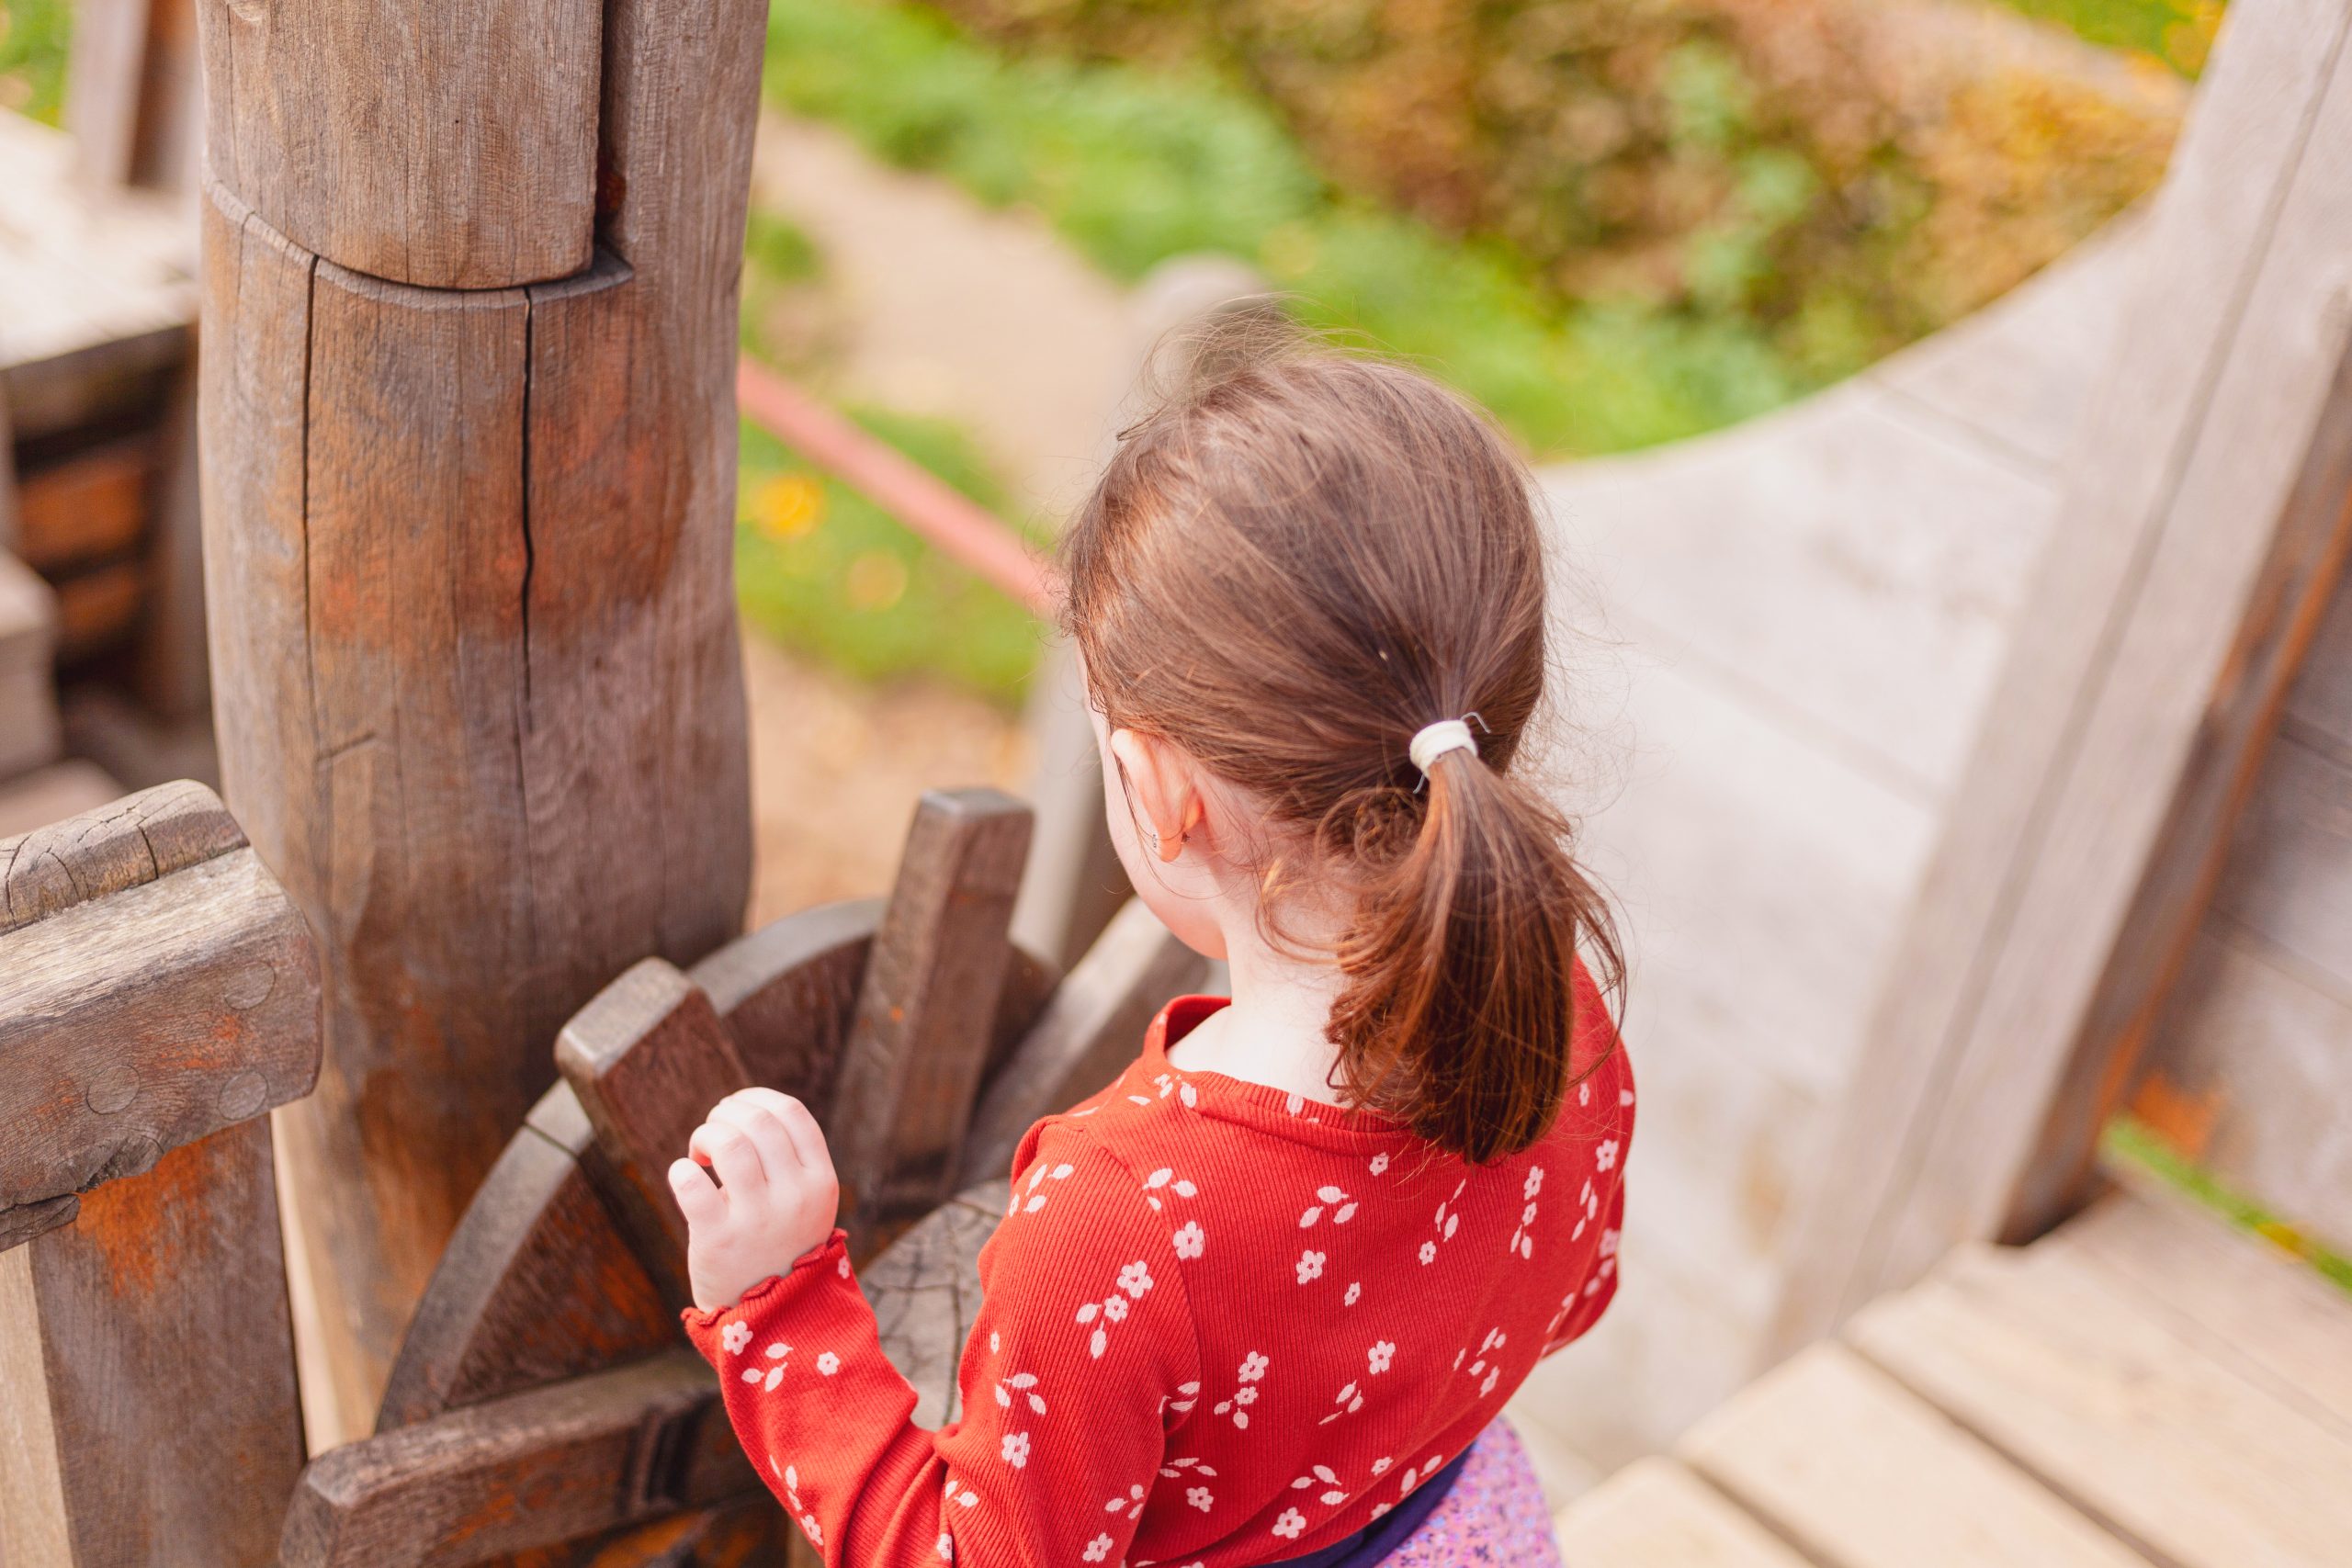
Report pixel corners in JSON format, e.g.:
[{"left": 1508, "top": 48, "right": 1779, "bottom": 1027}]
[
  {"left": 136, "top": 360, "right": 209, "bottom": 719},
  {"left": 13, "top": 437, "right": 151, "bottom": 572},
  {"left": 0, "top": 551, "right": 60, "bottom": 782},
  {"left": 830, "top": 790, "right": 1032, "bottom": 1253},
  {"left": 194, "top": 0, "right": 597, "bottom": 287},
  {"left": 1772, "top": 0, "right": 2352, "bottom": 1352},
  {"left": 2208, "top": 728, "right": 2352, "bottom": 991},
  {"left": 1683, "top": 1344, "right": 2151, "bottom": 1568},
  {"left": 1554, "top": 1456, "right": 1817, "bottom": 1568},
  {"left": 0, "top": 776, "right": 239, "bottom": 931},
  {"left": 2132, "top": 931, "right": 2352, "bottom": 1258},
  {"left": 691, "top": 897, "right": 880, "bottom": 1108},
  {"left": 62, "top": 0, "right": 148, "bottom": 190},
  {"left": 1849, "top": 1240, "right": 2352, "bottom": 1568},
  {"left": 0, "top": 840, "right": 318, "bottom": 1247},
  {"left": 2282, "top": 561, "right": 2352, "bottom": 755},
  {"left": 279, "top": 1352, "right": 756, "bottom": 1568},
  {"left": 1, "top": 1119, "right": 306, "bottom": 1566},
  {"left": 376, "top": 1085, "right": 673, "bottom": 1432},
  {"left": 860, "top": 1183, "right": 1008, "bottom": 1431},
  {"left": 961, "top": 897, "right": 1207, "bottom": 1187},
  {"left": 2052, "top": 1190, "right": 2352, "bottom": 1443},
  {"left": 557, "top": 961, "right": 753, "bottom": 1308}
]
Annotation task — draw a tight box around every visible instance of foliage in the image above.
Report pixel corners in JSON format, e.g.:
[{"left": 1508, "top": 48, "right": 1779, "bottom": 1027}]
[
  {"left": 907, "top": 0, "right": 2181, "bottom": 413},
  {"left": 2105, "top": 1115, "right": 2352, "bottom": 1298},
  {"left": 1995, "top": 0, "right": 2222, "bottom": 75},
  {"left": 766, "top": 0, "right": 1814, "bottom": 455},
  {"left": 735, "top": 407, "right": 1047, "bottom": 705},
  {"left": 0, "top": 0, "right": 70, "bottom": 125}
]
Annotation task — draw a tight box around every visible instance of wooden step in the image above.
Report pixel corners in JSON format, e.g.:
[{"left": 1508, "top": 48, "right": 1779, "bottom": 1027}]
[
  {"left": 1555, "top": 1456, "right": 1813, "bottom": 1568},
  {"left": 1848, "top": 1205, "right": 2352, "bottom": 1568},
  {"left": 1682, "top": 1344, "right": 2150, "bottom": 1568}
]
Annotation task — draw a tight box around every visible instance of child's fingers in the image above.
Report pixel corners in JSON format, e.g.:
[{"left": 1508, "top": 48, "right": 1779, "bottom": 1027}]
[
  {"left": 667, "top": 1158, "right": 725, "bottom": 1225},
  {"left": 690, "top": 1117, "right": 767, "bottom": 1194},
  {"left": 708, "top": 1098, "right": 798, "bottom": 1177},
  {"left": 736, "top": 1087, "right": 831, "bottom": 1171}
]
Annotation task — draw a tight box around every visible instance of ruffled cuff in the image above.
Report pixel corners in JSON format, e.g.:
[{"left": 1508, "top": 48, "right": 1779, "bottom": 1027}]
[{"left": 680, "top": 1227, "right": 854, "bottom": 1348}]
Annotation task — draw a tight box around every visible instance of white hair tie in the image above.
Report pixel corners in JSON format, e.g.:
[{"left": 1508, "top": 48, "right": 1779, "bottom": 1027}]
[{"left": 1408, "top": 717, "right": 1480, "bottom": 777}]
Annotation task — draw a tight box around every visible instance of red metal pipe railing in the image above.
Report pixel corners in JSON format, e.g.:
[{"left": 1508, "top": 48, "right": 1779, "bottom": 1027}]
[{"left": 736, "top": 356, "right": 1058, "bottom": 615}]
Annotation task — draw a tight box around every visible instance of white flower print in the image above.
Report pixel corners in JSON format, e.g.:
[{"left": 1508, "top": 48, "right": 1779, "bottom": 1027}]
[
  {"left": 1242, "top": 1352, "right": 1270, "bottom": 1382},
  {"left": 1118, "top": 1260, "right": 1154, "bottom": 1297},
  {"left": 1343, "top": 1281, "right": 1362, "bottom": 1306},
  {"left": 1578, "top": 1079, "right": 1592, "bottom": 1107},
  {"left": 1188, "top": 1485, "right": 1215, "bottom": 1511},
  {"left": 721, "top": 1321, "right": 752, "bottom": 1356},
  {"left": 1317, "top": 1377, "right": 1365, "bottom": 1425},
  {"left": 942, "top": 1478, "right": 980, "bottom": 1510},
  {"left": 1298, "top": 1185, "right": 1358, "bottom": 1228},
  {"left": 1622, "top": 1086, "right": 1635, "bottom": 1107},
  {"left": 1083, "top": 1532, "right": 1115, "bottom": 1562},
  {"left": 1291, "top": 1463, "right": 1347, "bottom": 1506},
  {"left": 936, "top": 1531, "right": 954, "bottom": 1561},
  {"left": 817, "top": 1351, "right": 841, "bottom": 1376},
  {"left": 1142, "top": 1167, "right": 1201, "bottom": 1213},
  {"left": 1000, "top": 1431, "right": 1031, "bottom": 1469},
  {"left": 1371, "top": 1457, "right": 1392, "bottom": 1476},
  {"left": 1418, "top": 1241, "right": 1437, "bottom": 1265},
  {"left": 1213, "top": 1354, "right": 1269, "bottom": 1427},
  {"left": 1020, "top": 1161, "right": 1077, "bottom": 1214},
  {"left": 1419, "top": 1178, "right": 1468, "bottom": 1266},
  {"left": 1482, "top": 1365, "right": 1501, "bottom": 1396},
  {"left": 741, "top": 1340, "right": 791, "bottom": 1391},
  {"left": 992, "top": 1371, "right": 1046, "bottom": 1415},
  {"left": 1523, "top": 1166, "right": 1544, "bottom": 1201},
  {"left": 1596, "top": 1139, "right": 1620, "bottom": 1173},
  {"left": 1103, "top": 1294, "right": 1129, "bottom": 1323},
  {"left": 837, "top": 1255, "right": 852, "bottom": 1279},
  {"left": 1367, "top": 1340, "right": 1396, "bottom": 1374},
  {"left": 1172, "top": 1220, "right": 1205, "bottom": 1259},
  {"left": 1369, "top": 1152, "right": 1391, "bottom": 1176},
  {"left": 1103, "top": 1483, "right": 1146, "bottom": 1521},
  {"left": 1295, "top": 1249, "right": 1326, "bottom": 1284},
  {"left": 1166, "top": 1380, "right": 1200, "bottom": 1416},
  {"left": 1272, "top": 1508, "right": 1307, "bottom": 1540},
  {"left": 1600, "top": 1226, "right": 1621, "bottom": 1258},
  {"left": 1284, "top": 1094, "right": 1306, "bottom": 1116}
]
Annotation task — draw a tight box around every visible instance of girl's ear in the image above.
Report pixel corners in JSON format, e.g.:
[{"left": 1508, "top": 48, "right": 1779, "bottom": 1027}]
[{"left": 1108, "top": 728, "right": 1203, "bottom": 862}]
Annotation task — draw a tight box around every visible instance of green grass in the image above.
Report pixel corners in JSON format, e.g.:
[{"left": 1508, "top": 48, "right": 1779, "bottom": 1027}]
[
  {"left": 735, "top": 408, "right": 1047, "bottom": 705},
  {"left": 763, "top": 0, "right": 1809, "bottom": 457},
  {"left": 2104, "top": 1114, "right": 2352, "bottom": 1297},
  {"left": 0, "top": 0, "right": 71, "bottom": 124},
  {"left": 1994, "top": 0, "right": 2222, "bottom": 75}
]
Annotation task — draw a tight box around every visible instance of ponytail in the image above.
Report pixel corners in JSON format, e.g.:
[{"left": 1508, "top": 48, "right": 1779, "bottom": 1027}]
[
  {"left": 1329, "top": 743, "right": 1621, "bottom": 1163},
  {"left": 1060, "top": 315, "right": 1623, "bottom": 1165}
]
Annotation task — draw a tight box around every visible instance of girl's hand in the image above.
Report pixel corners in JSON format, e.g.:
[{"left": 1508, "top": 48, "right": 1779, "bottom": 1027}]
[{"left": 667, "top": 1088, "right": 840, "bottom": 1314}]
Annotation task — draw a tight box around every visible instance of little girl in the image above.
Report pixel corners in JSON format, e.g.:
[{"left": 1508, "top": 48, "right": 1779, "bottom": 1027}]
[{"left": 673, "top": 323, "right": 1634, "bottom": 1566}]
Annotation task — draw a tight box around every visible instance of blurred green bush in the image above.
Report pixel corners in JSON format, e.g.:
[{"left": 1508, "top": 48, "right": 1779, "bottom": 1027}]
[{"left": 0, "top": 0, "right": 71, "bottom": 124}]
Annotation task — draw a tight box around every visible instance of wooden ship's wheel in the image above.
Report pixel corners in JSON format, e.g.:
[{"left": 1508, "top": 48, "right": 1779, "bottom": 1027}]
[{"left": 2, "top": 781, "right": 1203, "bottom": 1566}]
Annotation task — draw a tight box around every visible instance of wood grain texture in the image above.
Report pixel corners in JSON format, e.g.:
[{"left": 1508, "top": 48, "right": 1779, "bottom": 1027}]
[
  {"left": 198, "top": 0, "right": 762, "bottom": 1423},
  {"left": 3, "top": 1118, "right": 306, "bottom": 1567},
  {"left": 2052, "top": 1189, "right": 2352, "bottom": 1445},
  {"left": 1849, "top": 1240, "right": 2352, "bottom": 1568},
  {"left": 0, "top": 780, "right": 318, "bottom": 1250},
  {"left": 1682, "top": 1345, "right": 2151, "bottom": 1568},
  {"left": 961, "top": 897, "right": 1207, "bottom": 1188},
  {"left": 831, "top": 791, "right": 1033, "bottom": 1252},
  {"left": 376, "top": 1086, "right": 674, "bottom": 1432},
  {"left": 1554, "top": 1456, "right": 1817, "bottom": 1568},
  {"left": 279, "top": 1352, "right": 756, "bottom": 1568},
  {"left": 558, "top": 961, "right": 754, "bottom": 1308},
  {"left": 1770, "top": 0, "right": 2352, "bottom": 1352},
  {"left": 194, "top": 0, "right": 598, "bottom": 287},
  {"left": 2209, "top": 728, "right": 2352, "bottom": 990}
]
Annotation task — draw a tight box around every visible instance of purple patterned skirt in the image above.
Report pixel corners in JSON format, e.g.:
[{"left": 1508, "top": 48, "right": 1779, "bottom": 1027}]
[
  {"left": 1267, "top": 1419, "right": 1564, "bottom": 1568},
  {"left": 1376, "top": 1421, "right": 1563, "bottom": 1567}
]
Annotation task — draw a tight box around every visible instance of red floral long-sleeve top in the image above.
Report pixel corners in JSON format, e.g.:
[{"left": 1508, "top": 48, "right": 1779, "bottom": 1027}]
[{"left": 682, "top": 973, "right": 1633, "bottom": 1567}]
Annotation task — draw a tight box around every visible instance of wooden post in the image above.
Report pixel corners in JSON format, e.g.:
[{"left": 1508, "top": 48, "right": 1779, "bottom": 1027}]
[
  {"left": 1768, "top": 0, "right": 2352, "bottom": 1359},
  {"left": 194, "top": 0, "right": 764, "bottom": 1437},
  {"left": 0, "top": 782, "right": 321, "bottom": 1567}
]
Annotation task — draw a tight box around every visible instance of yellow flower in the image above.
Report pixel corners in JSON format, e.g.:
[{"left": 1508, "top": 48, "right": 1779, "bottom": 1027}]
[
  {"left": 845, "top": 551, "right": 910, "bottom": 612},
  {"left": 752, "top": 473, "right": 826, "bottom": 540}
]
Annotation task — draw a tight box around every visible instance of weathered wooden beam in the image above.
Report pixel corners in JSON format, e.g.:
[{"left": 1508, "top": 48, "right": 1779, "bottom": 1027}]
[
  {"left": 1769, "top": 0, "right": 2352, "bottom": 1358},
  {"left": 279, "top": 1352, "right": 755, "bottom": 1568},
  {"left": 558, "top": 961, "right": 754, "bottom": 1309},
  {"left": 961, "top": 897, "right": 1207, "bottom": 1187},
  {"left": 831, "top": 791, "right": 1033, "bottom": 1254},
  {"left": 0, "top": 782, "right": 317, "bottom": 1568},
  {"left": 196, "top": 0, "right": 765, "bottom": 1436}
]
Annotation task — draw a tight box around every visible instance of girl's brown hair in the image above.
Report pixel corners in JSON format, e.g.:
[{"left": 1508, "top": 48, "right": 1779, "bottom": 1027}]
[{"left": 1062, "top": 313, "right": 1622, "bottom": 1163}]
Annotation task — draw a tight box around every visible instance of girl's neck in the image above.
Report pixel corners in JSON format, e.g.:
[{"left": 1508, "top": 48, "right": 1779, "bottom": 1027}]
[{"left": 1165, "top": 911, "right": 1354, "bottom": 1108}]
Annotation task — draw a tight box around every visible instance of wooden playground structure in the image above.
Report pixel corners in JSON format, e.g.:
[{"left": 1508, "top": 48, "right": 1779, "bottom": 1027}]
[{"left": 3, "top": 0, "right": 2351, "bottom": 1564}]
